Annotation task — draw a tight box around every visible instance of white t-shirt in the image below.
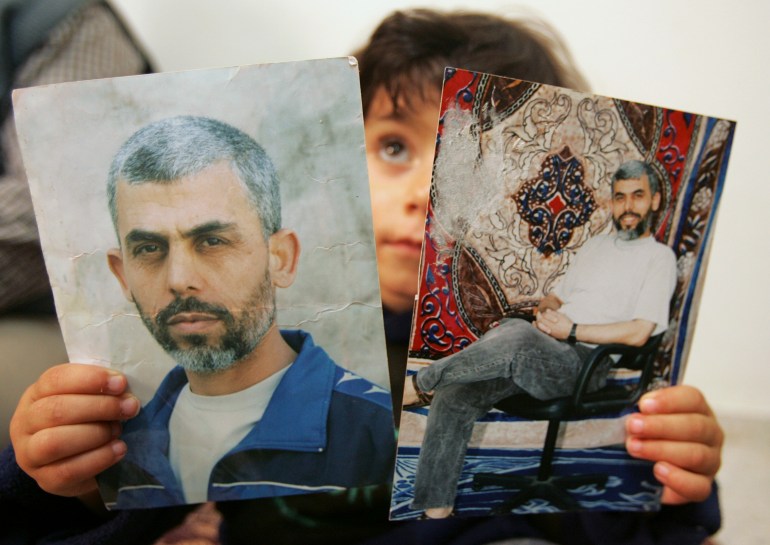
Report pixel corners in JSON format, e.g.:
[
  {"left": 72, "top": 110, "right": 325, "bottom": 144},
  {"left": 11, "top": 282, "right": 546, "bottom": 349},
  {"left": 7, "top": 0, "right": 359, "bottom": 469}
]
[
  {"left": 168, "top": 365, "right": 291, "bottom": 503},
  {"left": 554, "top": 234, "right": 676, "bottom": 336}
]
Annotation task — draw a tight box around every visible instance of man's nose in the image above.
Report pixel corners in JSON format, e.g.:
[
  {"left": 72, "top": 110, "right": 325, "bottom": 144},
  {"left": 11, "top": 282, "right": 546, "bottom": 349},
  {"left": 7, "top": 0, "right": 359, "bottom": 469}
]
[
  {"left": 623, "top": 196, "right": 633, "bottom": 212},
  {"left": 166, "top": 247, "right": 201, "bottom": 295}
]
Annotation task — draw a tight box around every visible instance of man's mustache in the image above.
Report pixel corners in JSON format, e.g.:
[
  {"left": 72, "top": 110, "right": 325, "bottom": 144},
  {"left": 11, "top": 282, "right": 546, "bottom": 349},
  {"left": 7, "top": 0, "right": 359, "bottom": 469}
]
[
  {"left": 619, "top": 212, "right": 642, "bottom": 222},
  {"left": 154, "top": 297, "right": 232, "bottom": 326}
]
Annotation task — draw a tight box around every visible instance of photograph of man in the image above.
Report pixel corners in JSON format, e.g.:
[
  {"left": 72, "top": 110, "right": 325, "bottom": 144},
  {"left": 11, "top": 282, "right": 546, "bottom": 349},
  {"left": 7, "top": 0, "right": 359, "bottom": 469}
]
[
  {"left": 98, "top": 115, "right": 395, "bottom": 509},
  {"left": 402, "top": 160, "right": 677, "bottom": 519}
]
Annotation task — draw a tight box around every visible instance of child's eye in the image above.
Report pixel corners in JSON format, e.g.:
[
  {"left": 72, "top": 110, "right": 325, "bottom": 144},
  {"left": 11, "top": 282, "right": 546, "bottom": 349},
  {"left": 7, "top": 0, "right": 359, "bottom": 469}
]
[{"left": 379, "top": 137, "right": 411, "bottom": 164}]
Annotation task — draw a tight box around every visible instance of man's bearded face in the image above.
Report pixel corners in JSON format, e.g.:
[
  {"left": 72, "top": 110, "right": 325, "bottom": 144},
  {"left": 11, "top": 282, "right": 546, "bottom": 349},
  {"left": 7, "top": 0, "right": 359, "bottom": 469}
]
[
  {"left": 611, "top": 175, "right": 660, "bottom": 241},
  {"left": 613, "top": 207, "right": 653, "bottom": 241},
  {"left": 136, "top": 269, "right": 274, "bottom": 374}
]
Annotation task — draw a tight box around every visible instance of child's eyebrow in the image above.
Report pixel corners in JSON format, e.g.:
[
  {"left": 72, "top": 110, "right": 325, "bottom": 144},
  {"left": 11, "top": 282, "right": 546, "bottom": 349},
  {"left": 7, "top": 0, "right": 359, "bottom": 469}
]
[{"left": 369, "top": 109, "right": 408, "bottom": 122}]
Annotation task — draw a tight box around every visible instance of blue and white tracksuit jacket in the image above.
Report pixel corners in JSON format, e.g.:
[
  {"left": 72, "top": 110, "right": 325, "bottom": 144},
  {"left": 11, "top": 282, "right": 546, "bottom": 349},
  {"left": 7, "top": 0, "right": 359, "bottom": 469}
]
[{"left": 98, "top": 330, "right": 395, "bottom": 509}]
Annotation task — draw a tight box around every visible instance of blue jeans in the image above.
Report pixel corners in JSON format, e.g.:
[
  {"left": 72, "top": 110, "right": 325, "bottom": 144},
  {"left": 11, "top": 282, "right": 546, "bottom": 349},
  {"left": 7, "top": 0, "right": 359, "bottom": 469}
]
[{"left": 411, "top": 318, "right": 593, "bottom": 510}]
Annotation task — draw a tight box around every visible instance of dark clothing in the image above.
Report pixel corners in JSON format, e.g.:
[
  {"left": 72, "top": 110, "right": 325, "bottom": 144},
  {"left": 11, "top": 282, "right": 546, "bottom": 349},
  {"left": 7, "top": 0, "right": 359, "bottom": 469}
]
[
  {"left": 0, "top": 443, "right": 721, "bottom": 545},
  {"left": 383, "top": 306, "right": 411, "bottom": 427},
  {"left": 0, "top": 445, "right": 190, "bottom": 545}
]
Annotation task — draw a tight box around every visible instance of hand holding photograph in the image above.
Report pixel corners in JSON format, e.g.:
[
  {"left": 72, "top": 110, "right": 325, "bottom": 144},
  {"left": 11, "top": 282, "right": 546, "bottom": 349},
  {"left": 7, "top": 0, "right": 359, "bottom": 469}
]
[
  {"left": 391, "top": 68, "right": 735, "bottom": 520},
  {"left": 12, "top": 58, "right": 395, "bottom": 509}
]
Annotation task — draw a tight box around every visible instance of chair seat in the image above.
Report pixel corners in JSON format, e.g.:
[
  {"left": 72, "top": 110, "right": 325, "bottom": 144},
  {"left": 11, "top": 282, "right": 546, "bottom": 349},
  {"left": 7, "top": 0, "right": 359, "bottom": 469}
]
[
  {"left": 493, "top": 384, "right": 637, "bottom": 421},
  {"left": 493, "top": 394, "right": 571, "bottom": 421}
]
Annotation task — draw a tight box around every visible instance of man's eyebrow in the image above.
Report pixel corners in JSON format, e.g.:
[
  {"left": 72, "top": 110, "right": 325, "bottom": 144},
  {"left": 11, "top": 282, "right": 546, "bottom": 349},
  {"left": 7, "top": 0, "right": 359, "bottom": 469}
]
[
  {"left": 123, "top": 222, "right": 237, "bottom": 247},
  {"left": 615, "top": 189, "right": 647, "bottom": 197},
  {"left": 124, "top": 229, "right": 166, "bottom": 246},
  {"left": 613, "top": 187, "right": 642, "bottom": 196},
  {"left": 184, "top": 221, "right": 238, "bottom": 238}
]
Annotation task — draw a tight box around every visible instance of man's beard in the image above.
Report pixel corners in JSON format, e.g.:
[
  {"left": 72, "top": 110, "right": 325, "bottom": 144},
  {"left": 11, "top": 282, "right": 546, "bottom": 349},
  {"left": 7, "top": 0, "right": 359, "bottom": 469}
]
[
  {"left": 613, "top": 210, "right": 653, "bottom": 241},
  {"left": 136, "top": 270, "right": 275, "bottom": 375}
]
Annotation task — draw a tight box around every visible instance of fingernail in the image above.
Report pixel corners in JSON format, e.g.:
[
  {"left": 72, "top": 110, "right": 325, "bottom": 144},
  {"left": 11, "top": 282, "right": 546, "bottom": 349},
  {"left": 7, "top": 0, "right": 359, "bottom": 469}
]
[
  {"left": 120, "top": 397, "right": 139, "bottom": 417},
  {"left": 627, "top": 437, "right": 643, "bottom": 453},
  {"left": 654, "top": 463, "right": 670, "bottom": 479},
  {"left": 627, "top": 416, "right": 644, "bottom": 434},
  {"left": 111, "top": 440, "right": 127, "bottom": 458},
  {"left": 105, "top": 375, "right": 125, "bottom": 394},
  {"left": 639, "top": 397, "right": 659, "bottom": 413}
]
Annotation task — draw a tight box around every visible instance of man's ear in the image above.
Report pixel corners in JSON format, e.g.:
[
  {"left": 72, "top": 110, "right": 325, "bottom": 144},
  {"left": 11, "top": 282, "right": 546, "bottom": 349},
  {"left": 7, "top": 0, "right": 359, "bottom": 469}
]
[
  {"left": 268, "top": 229, "right": 300, "bottom": 289},
  {"left": 651, "top": 191, "right": 662, "bottom": 212},
  {"left": 107, "top": 248, "right": 134, "bottom": 302}
]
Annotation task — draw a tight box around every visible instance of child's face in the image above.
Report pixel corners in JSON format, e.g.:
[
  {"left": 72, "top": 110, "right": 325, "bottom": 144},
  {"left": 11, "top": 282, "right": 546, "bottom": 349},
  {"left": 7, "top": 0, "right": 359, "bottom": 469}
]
[{"left": 365, "top": 87, "right": 439, "bottom": 313}]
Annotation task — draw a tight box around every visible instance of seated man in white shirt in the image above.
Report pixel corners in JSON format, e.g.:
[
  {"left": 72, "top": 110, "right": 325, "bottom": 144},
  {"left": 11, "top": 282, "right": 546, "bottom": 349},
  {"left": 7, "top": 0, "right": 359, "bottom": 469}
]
[{"left": 404, "top": 160, "right": 676, "bottom": 519}]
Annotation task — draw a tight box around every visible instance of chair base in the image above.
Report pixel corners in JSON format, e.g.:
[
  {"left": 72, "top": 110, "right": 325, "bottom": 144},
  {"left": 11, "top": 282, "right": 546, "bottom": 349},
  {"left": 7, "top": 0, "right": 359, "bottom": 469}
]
[{"left": 472, "top": 471, "right": 608, "bottom": 513}]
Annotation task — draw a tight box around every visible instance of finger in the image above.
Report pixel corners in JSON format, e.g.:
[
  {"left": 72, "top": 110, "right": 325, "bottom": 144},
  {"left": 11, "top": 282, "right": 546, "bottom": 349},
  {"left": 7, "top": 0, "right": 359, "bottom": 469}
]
[
  {"left": 542, "top": 309, "right": 558, "bottom": 323},
  {"left": 638, "top": 385, "right": 713, "bottom": 417},
  {"left": 654, "top": 462, "right": 715, "bottom": 504},
  {"left": 30, "top": 364, "right": 127, "bottom": 401},
  {"left": 34, "top": 439, "right": 128, "bottom": 497},
  {"left": 626, "top": 412, "right": 723, "bottom": 447},
  {"left": 25, "top": 393, "right": 140, "bottom": 433},
  {"left": 25, "top": 421, "right": 122, "bottom": 467},
  {"left": 626, "top": 437, "right": 721, "bottom": 477}
]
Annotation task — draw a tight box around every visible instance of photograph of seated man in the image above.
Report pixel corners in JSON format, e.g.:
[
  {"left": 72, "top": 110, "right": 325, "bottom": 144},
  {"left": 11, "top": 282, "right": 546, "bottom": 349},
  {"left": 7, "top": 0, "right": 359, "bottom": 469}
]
[
  {"left": 403, "top": 160, "right": 676, "bottom": 519},
  {"left": 98, "top": 115, "right": 395, "bottom": 509},
  {"left": 388, "top": 63, "right": 734, "bottom": 520}
]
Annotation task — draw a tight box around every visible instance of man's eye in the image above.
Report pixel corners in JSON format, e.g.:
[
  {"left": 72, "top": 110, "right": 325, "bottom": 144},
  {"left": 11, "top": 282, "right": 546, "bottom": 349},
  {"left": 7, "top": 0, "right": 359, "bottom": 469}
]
[
  {"left": 379, "top": 138, "right": 411, "bottom": 164},
  {"left": 201, "top": 237, "right": 225, "bottom": 247},
  {"left": 133, "top": 244, "right": 161, "bottom": 257}
]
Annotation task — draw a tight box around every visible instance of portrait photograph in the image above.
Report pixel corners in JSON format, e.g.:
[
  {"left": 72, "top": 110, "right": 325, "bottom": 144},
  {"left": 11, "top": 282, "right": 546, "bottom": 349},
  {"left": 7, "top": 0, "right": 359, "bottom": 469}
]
[
  {"left": 13, "top": 58, "right": 395, "bottom": 509},
  {"left": 391, "top": 68, "right": 736, "bottom": 519}
]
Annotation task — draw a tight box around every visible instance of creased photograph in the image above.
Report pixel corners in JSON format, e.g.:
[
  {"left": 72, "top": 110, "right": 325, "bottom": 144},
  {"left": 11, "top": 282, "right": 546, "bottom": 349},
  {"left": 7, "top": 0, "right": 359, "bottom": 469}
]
[{"left": 13, "top": 58, "right": 395, "bottom": 509}]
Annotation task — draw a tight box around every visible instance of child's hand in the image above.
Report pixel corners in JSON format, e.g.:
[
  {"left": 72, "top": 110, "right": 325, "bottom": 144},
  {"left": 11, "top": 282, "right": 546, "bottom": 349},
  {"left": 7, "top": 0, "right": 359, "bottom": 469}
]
[
  {"left": 625, "top": 385, "right": 723, "bottom": 504},
  {"left": 9, "top": 363, "right": 140, "bottom": 498}
]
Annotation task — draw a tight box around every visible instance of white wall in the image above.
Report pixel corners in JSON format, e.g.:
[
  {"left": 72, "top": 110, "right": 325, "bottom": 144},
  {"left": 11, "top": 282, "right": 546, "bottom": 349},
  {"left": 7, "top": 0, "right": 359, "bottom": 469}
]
[{"left": 110, "top": 0, "right": 770, "bottom": 419}]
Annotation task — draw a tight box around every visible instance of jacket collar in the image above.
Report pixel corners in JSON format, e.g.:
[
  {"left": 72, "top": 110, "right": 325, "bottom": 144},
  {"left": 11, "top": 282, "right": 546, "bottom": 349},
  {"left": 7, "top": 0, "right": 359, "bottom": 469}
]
[{"left": 232, "top": 329, "right": 335, "bottom": 452}]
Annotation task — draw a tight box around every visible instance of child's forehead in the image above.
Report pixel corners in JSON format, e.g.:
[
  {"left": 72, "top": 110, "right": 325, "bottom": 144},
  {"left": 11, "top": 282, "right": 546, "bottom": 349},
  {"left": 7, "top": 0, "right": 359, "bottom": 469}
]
[{"left": 366, "top": 85, "right": 441, "bottom": 121}]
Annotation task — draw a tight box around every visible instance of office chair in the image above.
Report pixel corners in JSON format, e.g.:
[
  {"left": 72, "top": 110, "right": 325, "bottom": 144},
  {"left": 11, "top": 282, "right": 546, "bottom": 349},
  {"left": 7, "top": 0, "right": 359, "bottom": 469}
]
[{"left": 472, "top": 330, "right": 664, "bottom": 513}]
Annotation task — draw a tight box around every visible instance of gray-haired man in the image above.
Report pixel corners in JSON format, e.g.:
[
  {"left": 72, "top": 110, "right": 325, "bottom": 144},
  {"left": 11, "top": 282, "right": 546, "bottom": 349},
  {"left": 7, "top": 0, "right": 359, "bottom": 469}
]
[{"left": 100, "top": 116, "right": 394, "bottom": 509}]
